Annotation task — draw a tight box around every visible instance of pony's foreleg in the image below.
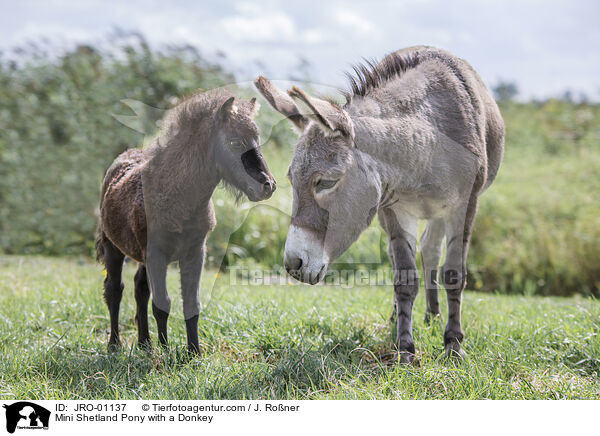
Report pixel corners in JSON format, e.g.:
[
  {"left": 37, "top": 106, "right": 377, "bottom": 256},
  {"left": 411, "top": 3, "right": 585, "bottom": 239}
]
[
  {"left": 179, "top": 242, "right": 206, "bottom": 354},
  {"left": 146, "top": 245, "right": 170, "bottom": 347},
  {"left": 134, "top": 265, "right": 151, "bottom": 347},
  {"left": 101, "top": 237, "right": 125, "bottom": 350}
]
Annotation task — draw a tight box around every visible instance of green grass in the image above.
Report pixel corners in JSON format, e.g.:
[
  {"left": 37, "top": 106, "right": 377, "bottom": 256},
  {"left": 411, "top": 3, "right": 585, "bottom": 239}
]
[{"left": 1, "top": 255, "right": 599, "bottom": 400}]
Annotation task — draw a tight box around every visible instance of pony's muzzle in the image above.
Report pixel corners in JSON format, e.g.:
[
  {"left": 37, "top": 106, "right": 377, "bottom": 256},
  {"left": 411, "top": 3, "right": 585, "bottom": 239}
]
[
  {"left": 261, "top": 177, "right": 276, "bottom": 198},
  {"left": 245, "top": 174, "right": 276, "bottom": 201}
]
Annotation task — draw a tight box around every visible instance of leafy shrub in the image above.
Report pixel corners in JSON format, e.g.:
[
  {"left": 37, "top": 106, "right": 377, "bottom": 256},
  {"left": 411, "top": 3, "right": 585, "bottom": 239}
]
[{"left": 1, "top": 34, "right": 598, "bottom": 296}]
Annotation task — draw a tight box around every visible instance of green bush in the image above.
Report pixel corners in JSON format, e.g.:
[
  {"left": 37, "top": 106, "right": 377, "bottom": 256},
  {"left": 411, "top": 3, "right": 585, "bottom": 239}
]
[
  {"left": 468, "top": 101, "right": 600, "bottom": 297},
  {"left": 1, "top": 35, "right": 598, "bottom": 297},
  {"left": 0, "top": 33, "right": 234, "bottom": 255}
]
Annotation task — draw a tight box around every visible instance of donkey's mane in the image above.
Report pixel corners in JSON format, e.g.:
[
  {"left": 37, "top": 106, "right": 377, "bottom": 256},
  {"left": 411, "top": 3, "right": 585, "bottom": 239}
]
[{"left": 343, "top": 51, "right": 422, "bottom": 102}]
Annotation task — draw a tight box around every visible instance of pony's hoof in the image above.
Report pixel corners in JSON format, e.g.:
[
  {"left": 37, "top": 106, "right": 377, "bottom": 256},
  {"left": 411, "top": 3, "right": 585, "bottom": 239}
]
[
  {"left": 107, "top": 342, "right": 122, "bottom": 353},
  {"left": 187, "top": 343, "right": 202, "bottom": 356},
  {"left": 137, "top": 339, "right": 152, "bottom": 351}
]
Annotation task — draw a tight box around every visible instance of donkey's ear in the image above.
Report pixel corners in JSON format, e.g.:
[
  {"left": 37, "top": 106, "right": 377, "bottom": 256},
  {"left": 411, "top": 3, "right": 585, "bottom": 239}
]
[
  {"left": 218, "top": 96, "right": 237, "bottom": 121},
  {"left": 288, "top": 86, "right": 354, "bottom": 138},
  {"left": 254, "top": 76, "right": 307, "bottom": 131}
]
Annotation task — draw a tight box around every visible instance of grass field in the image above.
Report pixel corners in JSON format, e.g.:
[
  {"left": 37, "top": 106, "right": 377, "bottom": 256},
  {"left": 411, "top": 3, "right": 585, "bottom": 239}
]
[{"left": 1, "top": 255, "right": 599, "bottom": 400}]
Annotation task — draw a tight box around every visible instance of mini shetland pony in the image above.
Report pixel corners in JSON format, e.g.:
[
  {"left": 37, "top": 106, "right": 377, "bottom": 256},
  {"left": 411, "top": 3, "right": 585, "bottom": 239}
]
[{"left": 97, "top": 90, "right": 275, "bottom": 353}]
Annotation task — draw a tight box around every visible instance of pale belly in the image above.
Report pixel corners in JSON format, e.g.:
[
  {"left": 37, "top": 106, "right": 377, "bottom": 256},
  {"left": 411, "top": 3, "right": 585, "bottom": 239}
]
[{"left": 392, "top": 188, "right": 457, "bottom": 220}]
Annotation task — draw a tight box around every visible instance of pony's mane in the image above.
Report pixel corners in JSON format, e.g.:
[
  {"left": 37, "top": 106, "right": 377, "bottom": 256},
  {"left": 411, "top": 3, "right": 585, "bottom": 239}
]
[
  {"left": 343, "top": 51, "right": 422, "bottom": 103},
  {"left": 156, "top": 88, "right": 232, "bottom": 144}
]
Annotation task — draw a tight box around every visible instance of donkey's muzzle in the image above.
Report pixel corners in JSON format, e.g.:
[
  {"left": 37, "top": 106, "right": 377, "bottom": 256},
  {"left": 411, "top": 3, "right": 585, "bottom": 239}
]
[
  {"left": 284, "top": 225, "right": 328, "bottom": 285},
  {"left": 284, "top": 255, "right": 326, "bottom": 285},
  {"left": 284, "top": 255, "right": 305, "bottom": 281},
  {"left": 285, "top": 256, "right": 303, "bottom": 272}
]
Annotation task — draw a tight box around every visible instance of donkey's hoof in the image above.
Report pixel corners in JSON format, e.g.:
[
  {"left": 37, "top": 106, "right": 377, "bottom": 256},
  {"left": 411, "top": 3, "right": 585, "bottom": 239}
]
[
  {"left": 398, "top": 351, "right": 417, "bottom": 365},
  {"left": 444, "top": 343, "right": 465, "bottom": 360},
  {"left": 424, "top": 312, "right": 441, "bottom": 325},
  {"left": 178, "top": 345, "right": 202, "bottom": 363}
]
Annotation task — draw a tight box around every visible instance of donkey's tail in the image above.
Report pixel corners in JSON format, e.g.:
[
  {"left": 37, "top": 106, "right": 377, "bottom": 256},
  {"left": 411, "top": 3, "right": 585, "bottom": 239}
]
[{"left": 95, "top": 227, "right": 105, "bottom": 265}]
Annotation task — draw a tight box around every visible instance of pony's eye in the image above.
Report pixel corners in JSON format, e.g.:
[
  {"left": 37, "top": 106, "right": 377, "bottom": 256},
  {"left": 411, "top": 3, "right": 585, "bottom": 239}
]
[{"left": 315, "top": 179, "right": 338, "bottom": 193}]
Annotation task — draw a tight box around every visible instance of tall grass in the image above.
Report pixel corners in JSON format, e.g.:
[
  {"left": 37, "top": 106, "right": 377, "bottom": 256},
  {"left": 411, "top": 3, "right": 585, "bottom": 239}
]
[{"left": 0, "top": 256, "right": 598, "bottom": 399}]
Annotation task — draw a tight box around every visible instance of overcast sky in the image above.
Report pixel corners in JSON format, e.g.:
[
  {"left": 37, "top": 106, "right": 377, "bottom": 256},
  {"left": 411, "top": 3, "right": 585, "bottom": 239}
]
[{"left": 1, "top": 0, "right": 598, "bottom": 100}]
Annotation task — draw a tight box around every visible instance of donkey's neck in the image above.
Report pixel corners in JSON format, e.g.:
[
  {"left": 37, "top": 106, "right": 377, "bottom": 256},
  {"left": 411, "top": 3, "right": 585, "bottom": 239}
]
[{"left": 351, "top": 110, "right": 436, "bottom": 191}]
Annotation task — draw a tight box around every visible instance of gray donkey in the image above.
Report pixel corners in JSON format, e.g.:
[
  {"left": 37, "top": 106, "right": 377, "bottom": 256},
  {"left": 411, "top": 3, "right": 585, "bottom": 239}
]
[
  {"left": 255, "top": 46, "right": 504, "bottom": 362},
  {"left": 97, "top": 89, "right": 275, "bottom": 354}
]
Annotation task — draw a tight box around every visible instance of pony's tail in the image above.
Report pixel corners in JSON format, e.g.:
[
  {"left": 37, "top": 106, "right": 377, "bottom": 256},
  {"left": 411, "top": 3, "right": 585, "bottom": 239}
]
[{"left": 95, "top": 227, "right": 105, "bottom": 265}]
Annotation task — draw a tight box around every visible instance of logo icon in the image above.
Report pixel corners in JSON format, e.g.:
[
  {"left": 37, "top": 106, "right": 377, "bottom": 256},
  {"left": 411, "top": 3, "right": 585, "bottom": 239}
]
[{"left": 2, "top": 402, "right": 50, "bottom": 434}]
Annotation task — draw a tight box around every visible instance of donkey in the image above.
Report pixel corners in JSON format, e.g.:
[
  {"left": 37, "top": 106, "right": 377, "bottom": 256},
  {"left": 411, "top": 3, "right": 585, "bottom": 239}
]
[
  {"left": 96, "top": 89, "right": 275, "bottom": 354},
  {"left": 255, "top": 46, "right": 504, "bottom": 362}
]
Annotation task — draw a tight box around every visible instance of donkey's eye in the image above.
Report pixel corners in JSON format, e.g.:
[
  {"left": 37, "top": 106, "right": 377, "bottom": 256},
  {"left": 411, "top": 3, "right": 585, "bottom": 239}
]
[
  {"left": 315, "top": 179, "right": 339, "bottom": 193},
  {"left": 228, "top": 139, "right": 243, "bottom": 149}
]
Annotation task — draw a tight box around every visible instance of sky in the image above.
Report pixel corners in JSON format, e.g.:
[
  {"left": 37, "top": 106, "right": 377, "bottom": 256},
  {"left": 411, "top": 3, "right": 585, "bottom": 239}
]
[{"left": 1, "top": 0, "right": 599, "bottom": 100}]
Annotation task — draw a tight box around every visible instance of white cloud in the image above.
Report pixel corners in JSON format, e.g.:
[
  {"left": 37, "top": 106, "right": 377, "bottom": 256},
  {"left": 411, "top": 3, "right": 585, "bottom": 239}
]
[
  {"left": 334, "top": 9, "right": 374, "bottom": 35},
  {"left": 303, "top": 28, "right": 326, "bottom": 45},
  {"left": 0, "top": 0, "right": 597, "bottom": 99},
  {"left": 221, "top": 8, "right": 296, "bottom": 42}
]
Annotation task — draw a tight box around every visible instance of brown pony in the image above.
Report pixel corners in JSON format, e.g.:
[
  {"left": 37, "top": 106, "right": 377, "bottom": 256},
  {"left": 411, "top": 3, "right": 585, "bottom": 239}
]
[{"left": 96, "top": 89, "right": 275, "bottom": 353}]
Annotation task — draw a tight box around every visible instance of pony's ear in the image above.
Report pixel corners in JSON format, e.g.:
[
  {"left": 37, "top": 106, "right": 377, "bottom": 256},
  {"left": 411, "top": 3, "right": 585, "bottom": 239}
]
[
  {"left": 287, "top": 86, "right": 354, "bottom": 138},
  {"left": 218, "top": 96, "right": 237, "bottom": 121},
  {"left": 254, "top": 76, "right": 307, "bottom": 131},
  {"left": 247, "top": 97, "right": 260, "bottom": 118}
]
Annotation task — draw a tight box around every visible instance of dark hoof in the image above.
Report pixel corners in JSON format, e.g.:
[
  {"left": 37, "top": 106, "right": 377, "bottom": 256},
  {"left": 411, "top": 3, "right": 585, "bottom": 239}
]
[
  {"left": 444, "top": 343, "right": 465, "bottom": 360},
  {"left": 137, "top": 338, "right": 152, "bottom": 351},
  {"left": 107, "top": 341, "right": 122, "bottom": 353},
  {"left": 424, "top": 312, "right": 441, "bottom": 325},
  {"left": 186, "top": 344, "right": 202, "bottom": 356}
]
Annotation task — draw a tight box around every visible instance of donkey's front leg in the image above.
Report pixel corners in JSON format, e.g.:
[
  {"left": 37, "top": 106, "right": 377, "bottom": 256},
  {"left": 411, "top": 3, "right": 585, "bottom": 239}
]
[
  {"left": 179, "top": 242, "right": 206, "bottom": 355},
  {"left": 382, "top": 208, "right": 419, "bottom": 364},
  {"left": 441, "top": 196, "right": 478, "bottom": 359},
  {"left": 441, "top": 242, "right": 466, "bottom": 358},
  {"left": 390, "top": 236, "right": 419, "bottom": 363},
  {"left": 146, "top": 244, "right": 171, "bottom": 347},
  {"left": 420, "top": 219, "right": 445, "bottom": 324}
]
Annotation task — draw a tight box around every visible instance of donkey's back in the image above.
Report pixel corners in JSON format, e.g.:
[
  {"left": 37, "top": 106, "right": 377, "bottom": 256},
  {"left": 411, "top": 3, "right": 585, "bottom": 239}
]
[{"left": 374, "top": 46, "right": 504, "bottom": 192}]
